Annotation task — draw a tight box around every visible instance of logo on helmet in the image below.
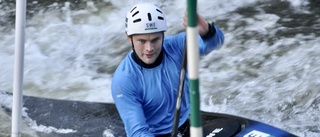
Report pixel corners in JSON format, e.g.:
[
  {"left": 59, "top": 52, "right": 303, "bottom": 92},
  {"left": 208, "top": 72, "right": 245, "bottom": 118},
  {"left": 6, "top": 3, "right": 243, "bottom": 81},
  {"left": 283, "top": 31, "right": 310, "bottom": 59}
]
[{"left": 145, "top": 22, "right": 157, "bottom": 30}]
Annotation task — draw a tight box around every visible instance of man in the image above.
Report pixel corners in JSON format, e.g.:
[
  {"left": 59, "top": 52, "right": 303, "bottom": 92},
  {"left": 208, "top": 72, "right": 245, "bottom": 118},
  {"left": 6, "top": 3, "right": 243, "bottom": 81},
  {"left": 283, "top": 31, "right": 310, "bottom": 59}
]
[{"left": 111, "top": 3, "right": 224, "bottom": 137}]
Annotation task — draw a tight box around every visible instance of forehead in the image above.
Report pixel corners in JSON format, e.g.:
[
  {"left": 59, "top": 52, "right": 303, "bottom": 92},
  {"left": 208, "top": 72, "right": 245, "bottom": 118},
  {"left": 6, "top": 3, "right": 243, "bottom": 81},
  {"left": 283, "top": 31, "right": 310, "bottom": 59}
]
[{"left": 133, "top": 32, "right": 163, "bottom": 40}]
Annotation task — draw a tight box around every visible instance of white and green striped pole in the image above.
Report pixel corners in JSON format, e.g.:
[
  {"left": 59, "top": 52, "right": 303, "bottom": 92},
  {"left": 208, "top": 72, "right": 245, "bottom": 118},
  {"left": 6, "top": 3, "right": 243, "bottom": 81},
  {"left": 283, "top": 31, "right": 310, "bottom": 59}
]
[{"left": 187, "top": 0, "right": 202, "bottom": 137}]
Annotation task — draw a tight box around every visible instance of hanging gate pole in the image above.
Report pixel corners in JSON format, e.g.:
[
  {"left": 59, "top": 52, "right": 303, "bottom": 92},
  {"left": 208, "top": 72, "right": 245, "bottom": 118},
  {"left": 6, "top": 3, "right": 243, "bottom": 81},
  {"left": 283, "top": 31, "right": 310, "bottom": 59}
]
[
  {"left": 12, "top": 0, "right": 27, "bottom": 136},
  {"left": 186, "top": 0, "right": 203, "bottom": 137}
]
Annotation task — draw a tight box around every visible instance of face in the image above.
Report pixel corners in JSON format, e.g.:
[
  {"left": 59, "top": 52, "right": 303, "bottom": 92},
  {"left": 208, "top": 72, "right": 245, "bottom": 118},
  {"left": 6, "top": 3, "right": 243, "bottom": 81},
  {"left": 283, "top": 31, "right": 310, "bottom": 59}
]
[{"left": 127, "top": 32, "right": 163, "bottom": 64}]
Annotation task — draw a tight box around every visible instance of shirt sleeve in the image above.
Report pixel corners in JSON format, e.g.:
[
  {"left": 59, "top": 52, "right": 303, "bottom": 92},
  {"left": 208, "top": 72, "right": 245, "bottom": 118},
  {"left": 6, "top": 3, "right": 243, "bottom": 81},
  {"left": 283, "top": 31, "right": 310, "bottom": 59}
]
[
  {"left": 111, "top": 72, "right": 155, "bottom": 137},
  {"left": 198, "top": 23, "right": 225, "bottom": 55},
  {"left": 164, "top": 23, "right": 224, "bottom": 56}
]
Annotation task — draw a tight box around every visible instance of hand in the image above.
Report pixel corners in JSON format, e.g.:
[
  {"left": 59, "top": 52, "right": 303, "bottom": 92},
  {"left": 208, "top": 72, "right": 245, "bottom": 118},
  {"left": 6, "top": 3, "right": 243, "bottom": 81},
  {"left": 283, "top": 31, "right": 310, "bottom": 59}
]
[{"left": 183, "top": 12, "right": 209, "bottom": 37}]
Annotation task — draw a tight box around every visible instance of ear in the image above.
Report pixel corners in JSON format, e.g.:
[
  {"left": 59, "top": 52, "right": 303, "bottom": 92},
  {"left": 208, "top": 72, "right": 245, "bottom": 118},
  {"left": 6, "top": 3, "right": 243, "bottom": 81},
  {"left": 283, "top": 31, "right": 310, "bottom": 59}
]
[{"left": 126, "top": 32, "right": 132, "bottom": 44}]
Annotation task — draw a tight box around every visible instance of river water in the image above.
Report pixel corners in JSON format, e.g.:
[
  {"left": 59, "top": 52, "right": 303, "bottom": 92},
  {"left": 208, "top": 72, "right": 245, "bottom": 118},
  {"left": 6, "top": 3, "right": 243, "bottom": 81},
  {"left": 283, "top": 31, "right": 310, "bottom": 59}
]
[{"left": 0, "top": 0, "right": 319, "bottom": 136}]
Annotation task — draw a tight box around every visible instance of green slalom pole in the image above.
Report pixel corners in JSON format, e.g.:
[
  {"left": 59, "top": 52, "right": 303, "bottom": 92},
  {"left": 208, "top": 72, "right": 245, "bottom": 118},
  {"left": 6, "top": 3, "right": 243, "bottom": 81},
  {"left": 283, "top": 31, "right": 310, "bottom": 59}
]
[{"left": 187, "top": 0, "right": 202, "bottom": 137}]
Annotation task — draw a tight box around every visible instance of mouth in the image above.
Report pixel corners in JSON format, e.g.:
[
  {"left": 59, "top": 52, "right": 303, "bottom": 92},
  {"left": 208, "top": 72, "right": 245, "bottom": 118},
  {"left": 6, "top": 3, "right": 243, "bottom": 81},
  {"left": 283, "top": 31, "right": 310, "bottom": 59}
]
[{"left": 145, "top": 53, "right": 153, "bottom": 58}]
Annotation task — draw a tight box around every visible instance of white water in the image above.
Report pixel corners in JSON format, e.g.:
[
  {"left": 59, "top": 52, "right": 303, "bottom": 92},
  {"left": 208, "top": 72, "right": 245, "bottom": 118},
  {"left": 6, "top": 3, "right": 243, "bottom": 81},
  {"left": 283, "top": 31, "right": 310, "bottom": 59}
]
[{"left": 1, "top": 0, "right": 319, "bottom": 136}]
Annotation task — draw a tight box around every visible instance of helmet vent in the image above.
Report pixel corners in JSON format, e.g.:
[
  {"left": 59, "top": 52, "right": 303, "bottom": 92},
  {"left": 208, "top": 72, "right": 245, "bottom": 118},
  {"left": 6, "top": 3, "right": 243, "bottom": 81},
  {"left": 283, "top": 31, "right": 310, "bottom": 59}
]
[
  {"left": 158, "top": 16, "right": 164, "bottom": 20},
  {"left": 133, "top": 19, "right": 141, "bottom": 23},
  {"left": 132, "top": 11, "right": 139, "bottom": 17},
  {"left": 156, "top": 9, "right": 162, "bottom": 14},
  {"left": 130, "top": 7, "right": 137, "bottom": 13},
  {"left": 147, "top": 13, "right": 152, "bottom": 21}
]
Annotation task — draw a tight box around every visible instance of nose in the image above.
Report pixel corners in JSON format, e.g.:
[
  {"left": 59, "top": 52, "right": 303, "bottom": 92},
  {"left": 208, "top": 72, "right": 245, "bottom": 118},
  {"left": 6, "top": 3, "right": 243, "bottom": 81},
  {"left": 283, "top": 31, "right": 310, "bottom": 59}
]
[{"left": 145, "top": 42, "right": 154, "bottom": 52}]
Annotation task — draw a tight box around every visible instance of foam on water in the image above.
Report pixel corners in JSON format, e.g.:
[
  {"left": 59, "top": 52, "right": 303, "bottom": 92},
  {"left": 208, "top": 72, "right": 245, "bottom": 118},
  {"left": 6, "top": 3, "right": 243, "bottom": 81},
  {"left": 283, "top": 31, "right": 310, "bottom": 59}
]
[
  {"left": 0, "top": 91, "right": 13, "bottom": 109},
  {"left": 103, "top": 129, "right": 115, "bottom": 137},
  {"left": 24, "top": 115, "right": 78, "bottom": 134}
]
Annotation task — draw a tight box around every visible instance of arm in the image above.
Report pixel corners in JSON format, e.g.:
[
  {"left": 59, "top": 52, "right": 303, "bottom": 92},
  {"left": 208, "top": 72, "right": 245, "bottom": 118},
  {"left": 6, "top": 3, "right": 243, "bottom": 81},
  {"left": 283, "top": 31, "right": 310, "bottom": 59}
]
[
  {"left": 198, "top": 22, "right": 224, "bottom": 55},
  {"left": 183, "top": 13, "right": 224, "bottom": 55},
  {"left": 111, "top": 72, "right": 154, "bottom": 137}
]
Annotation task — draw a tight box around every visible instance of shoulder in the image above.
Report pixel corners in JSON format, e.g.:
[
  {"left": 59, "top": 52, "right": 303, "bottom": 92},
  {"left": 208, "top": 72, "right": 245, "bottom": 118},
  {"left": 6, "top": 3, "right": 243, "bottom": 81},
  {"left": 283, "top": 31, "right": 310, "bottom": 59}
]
[
  {"left": 164, "top": 32, "right": 186, "bottom": 46},
  {"left": 111, "top": 56, "right": 141, "bottom": 101},
  {"left": 111, "top": 53, "right": 140, "bottom": 91},
  {"left": 163, "top": 32, "right": 186, "bottom": 56}
]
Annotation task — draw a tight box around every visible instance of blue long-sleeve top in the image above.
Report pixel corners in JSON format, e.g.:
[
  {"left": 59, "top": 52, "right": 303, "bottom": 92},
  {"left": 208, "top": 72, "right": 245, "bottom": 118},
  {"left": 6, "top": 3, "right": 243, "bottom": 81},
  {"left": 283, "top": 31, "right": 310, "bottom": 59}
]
[{"left": 111, "top": 24, "right": 224, "bottom": 137}]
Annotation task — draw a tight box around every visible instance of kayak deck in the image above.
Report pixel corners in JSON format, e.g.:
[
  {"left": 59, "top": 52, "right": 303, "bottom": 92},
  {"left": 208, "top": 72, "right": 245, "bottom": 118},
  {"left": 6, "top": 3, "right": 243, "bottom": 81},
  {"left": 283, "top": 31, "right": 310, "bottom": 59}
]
[{"left": 1, "top": 91, "right": 297, "bottom": 137}]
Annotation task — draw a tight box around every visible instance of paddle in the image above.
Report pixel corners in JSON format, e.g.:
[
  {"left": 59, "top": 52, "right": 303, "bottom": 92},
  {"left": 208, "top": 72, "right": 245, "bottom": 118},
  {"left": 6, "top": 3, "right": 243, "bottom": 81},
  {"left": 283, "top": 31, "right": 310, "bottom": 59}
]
[{"left": 171, "top": 39, "right": 187, "bottom": 137}]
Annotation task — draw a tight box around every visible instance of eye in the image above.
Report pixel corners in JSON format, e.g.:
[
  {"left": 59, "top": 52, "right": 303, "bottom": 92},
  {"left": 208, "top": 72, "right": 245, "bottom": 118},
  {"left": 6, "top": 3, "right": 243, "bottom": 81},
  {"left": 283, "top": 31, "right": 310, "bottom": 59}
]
[
  {"left": 151, "top": 37, "right": 160, "bottom": 43},
  {"left": 138, "top": 39, "right": 146, "bottom": 44}
]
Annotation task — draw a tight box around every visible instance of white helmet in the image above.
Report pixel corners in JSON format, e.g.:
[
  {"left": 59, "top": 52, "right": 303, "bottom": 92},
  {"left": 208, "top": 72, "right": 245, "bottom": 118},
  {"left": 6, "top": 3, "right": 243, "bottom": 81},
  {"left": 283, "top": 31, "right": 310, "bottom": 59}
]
[{"left": 125, "top": 3, "right": 167, "bottom": 35}]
